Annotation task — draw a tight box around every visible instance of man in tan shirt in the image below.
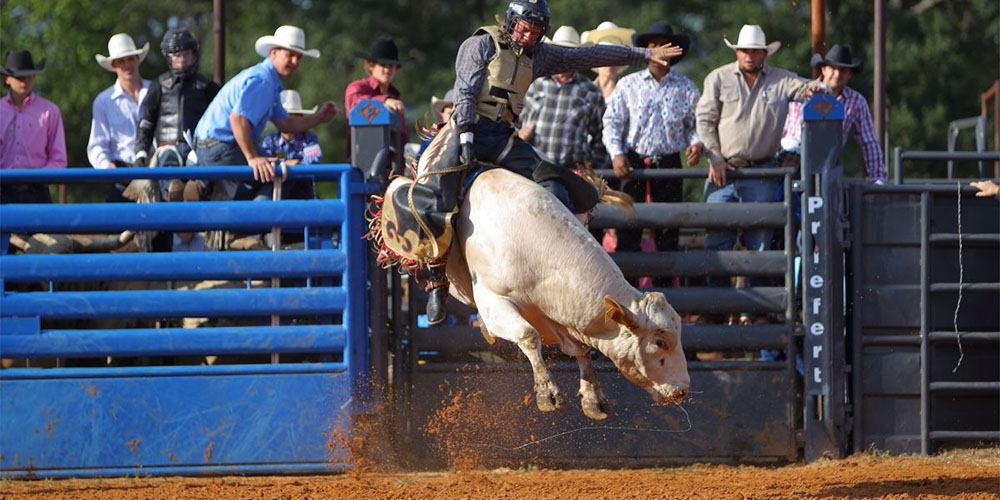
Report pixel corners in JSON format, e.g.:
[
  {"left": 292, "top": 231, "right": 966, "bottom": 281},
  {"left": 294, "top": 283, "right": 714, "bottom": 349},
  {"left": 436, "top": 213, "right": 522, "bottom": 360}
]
[{"left": 696, "top": 25, "right": 819, "bottom": 295}]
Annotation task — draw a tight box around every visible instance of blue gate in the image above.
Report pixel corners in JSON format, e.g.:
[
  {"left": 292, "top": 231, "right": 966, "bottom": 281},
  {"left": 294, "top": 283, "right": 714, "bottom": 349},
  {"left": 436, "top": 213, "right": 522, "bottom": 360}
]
[{"left": 0, "top": 165, "right": 372, "bottom": 477}]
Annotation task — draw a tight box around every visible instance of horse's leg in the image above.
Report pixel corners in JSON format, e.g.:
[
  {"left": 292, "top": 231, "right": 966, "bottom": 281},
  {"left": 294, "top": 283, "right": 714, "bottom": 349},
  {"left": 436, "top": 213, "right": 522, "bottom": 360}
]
[{"left": 473, "top": 285, "right": 563, "bottom": 412}]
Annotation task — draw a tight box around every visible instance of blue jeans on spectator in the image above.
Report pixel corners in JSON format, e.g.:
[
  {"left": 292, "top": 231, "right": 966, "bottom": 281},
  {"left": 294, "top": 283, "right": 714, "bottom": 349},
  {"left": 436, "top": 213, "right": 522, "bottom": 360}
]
[
  {"left": 703, "top": 161, "right": 780, "bottom": 288},
  {"left": 194, "top": 139, "right": 246, "bottom": 201},
  {"left": 1, "top": 184, "right": 51, "bottom": 204}
]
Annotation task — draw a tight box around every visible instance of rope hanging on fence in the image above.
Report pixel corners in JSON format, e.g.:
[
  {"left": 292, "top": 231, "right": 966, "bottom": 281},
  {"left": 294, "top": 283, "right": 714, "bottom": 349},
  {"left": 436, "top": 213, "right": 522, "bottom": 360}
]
[{"left": 951, "top": 181, "right": 965, "bottom": 373}]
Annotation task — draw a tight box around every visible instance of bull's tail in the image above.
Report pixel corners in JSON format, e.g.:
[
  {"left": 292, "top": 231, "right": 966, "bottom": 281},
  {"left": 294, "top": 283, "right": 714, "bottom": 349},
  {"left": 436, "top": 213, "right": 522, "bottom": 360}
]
[
  {"left": 573, "top": 161, "right": 636, "bottom": 216},
  {"left": 600, "top": 188, "right": 636, "bottom": 216}
]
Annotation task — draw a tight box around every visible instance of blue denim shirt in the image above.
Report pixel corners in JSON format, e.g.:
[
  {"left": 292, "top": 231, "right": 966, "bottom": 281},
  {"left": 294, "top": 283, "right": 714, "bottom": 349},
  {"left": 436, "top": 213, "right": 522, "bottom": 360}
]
[{"left": 195, "top": 59, "right": 288, "bottom": 143}]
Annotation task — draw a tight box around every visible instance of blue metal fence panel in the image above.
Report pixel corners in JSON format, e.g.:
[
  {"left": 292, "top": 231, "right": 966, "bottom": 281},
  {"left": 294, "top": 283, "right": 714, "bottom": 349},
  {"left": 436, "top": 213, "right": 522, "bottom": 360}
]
[
  {"left": 0, "top": 200, "right": 346, "bottom": 233},
  {"left": 0, "top": 369, "right": 353, "bottom": 476},
  {"left": 1, "top": 288, "right": 346, "bottom": 318},
  {"left": 0, "top": 165, "right": 372, "bottom": 477},
  {"left": 1, "top": 250, "right": 346, "bottom": 282},
  {"left": 1, "top": 325, "right": 347, "bottom": 358}
]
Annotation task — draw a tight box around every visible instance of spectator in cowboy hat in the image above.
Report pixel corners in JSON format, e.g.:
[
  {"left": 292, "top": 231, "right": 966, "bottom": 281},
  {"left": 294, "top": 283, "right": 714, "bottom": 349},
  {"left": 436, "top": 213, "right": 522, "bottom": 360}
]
[
  {"left": 253, "top": 89, "right": 324, "bottom": 202},
  {"left": 602, "top": 21, "right": 700, "bottom": 287},
  {"left": 1, "top": 49, "right": 67, "bottom": 204},
  {"left": 430, "top": 89, "right": 456, "bottom": 124},
  {"left": 696, "top": 24, "right": 824, "bottom": 315},
  {"left": 87, "top": 33, "right": 151, "bottom": 179},
  {"left": 519, "top": 25, "right": 609, "bottom": 171},
  {"left": 192, "top": 25, "right": 337, "bottom": 205},
  {"left": 345, "top": 37, "right": 411, "bottom": 158},
  {"left": 581, "top": 21, "right": 636, "bottom": 98},
  {"left": 781, "top": 44, "right": 887, "bottom": 183}
]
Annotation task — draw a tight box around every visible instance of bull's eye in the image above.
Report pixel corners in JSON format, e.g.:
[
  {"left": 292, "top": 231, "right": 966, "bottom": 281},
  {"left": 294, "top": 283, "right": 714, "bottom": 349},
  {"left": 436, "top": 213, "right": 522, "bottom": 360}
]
[{"left": 655, "top": 339, "right": 666, "bottom": 349}]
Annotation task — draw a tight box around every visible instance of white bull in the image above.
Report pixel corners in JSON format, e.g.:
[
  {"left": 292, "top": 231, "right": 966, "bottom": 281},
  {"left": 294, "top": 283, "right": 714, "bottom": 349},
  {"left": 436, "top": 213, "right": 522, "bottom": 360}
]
[{"left": 445, "top": 168, "right": 690, "bottom": 420}]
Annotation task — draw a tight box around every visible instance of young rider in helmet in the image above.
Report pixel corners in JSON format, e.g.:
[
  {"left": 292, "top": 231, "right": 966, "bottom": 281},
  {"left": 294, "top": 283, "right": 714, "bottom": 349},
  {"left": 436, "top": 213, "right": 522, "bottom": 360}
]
[
  {"left": 421, "top": 0, "right": 684, "bottom": 324},
  {"left": 134, "top": 28, "right": 219, "bottom": 178}
]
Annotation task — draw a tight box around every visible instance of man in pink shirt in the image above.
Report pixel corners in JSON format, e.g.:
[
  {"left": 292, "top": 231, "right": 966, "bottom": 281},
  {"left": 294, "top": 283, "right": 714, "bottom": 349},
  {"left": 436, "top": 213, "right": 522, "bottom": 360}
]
[
  {"left": 0, "top": 49, "right": 67, "bottom": 204},
  {"left": 344, "top": 37, "right": 409, "bottom": 160}
]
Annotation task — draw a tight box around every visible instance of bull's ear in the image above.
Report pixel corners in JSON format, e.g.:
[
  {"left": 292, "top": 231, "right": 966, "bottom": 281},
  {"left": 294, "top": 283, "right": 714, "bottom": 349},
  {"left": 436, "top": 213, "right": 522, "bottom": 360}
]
[{"left": 604, "top": 295, "right": 639, "bottom": 330}]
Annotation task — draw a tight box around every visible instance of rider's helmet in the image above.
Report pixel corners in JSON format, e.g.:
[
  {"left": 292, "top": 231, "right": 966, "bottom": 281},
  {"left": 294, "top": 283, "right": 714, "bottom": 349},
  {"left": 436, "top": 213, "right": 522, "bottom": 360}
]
[
  {"left": 503, "top": 0, "right": 550, "bottom": 52},
  {"left": 160, "top": 29, "right": 200, "bottom": 78}
]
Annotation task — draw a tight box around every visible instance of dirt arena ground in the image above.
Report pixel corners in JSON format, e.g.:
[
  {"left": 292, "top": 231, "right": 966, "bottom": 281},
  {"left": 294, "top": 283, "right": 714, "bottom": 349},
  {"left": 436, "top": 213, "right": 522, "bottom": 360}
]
[{"left": 2, "top": 449, "right": 997, "bottom": 500}]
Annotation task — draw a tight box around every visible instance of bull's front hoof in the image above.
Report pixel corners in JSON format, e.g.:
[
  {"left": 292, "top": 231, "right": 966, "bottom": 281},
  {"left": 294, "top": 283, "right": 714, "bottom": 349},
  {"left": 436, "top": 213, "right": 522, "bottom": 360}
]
[
  {"left": 536, "top": 390, "right": 564, "bottom": 412},
  {"left": 580, "top": 398, "right": 608, "bottom": 421}
]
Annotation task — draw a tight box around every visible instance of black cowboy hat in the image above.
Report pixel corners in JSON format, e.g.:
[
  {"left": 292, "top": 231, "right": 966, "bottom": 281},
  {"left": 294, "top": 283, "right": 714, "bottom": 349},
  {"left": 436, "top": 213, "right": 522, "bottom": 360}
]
[
  {"left": 353, "top": 37, "right": 410, "bottom": 66},
  {"left": 810, "top": 44, "right": 863, "bottom": 72},
  {"left": 0, "top": 50, "right": 46, "bottom": 78},
  {"left": 633, "top": 21, "right": 691, "bottom": 64}
]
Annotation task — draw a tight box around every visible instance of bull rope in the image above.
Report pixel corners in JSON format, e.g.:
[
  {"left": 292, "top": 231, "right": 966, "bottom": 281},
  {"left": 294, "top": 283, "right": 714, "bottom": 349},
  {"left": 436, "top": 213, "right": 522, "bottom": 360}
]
[{"left": 463, "top": 404, "right": 693, "bottom": 452}]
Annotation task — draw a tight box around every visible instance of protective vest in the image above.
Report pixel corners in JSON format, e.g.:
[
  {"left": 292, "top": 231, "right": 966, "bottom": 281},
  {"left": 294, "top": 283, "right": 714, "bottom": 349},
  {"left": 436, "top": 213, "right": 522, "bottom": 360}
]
[
  {"left": 136, "top": 72, "right": 219, "bottom": 155},
  {"left": 154, "top": 72, "right": 217, "bottom": 144},
  {"left": 474, "top": 26, "right": 535, "bottom": 124}
]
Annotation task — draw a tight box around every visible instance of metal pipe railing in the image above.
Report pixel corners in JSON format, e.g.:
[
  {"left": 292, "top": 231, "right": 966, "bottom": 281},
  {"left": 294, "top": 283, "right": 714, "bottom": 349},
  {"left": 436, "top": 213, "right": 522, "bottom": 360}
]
[
  {"left": 0, "top": 164, "right": 348, "bottom": 184},
  {"left": 1, "top": 250, "right": 345, "bottom": 282},
  {"left": 892, "top": 149, "right": 1000, "bottom": 183},
  {"left": 593, "top": 167, "right": 795, "bottom": 180},
  {"left": 0, "top": 200, "right": 345, "bottom": 233}
]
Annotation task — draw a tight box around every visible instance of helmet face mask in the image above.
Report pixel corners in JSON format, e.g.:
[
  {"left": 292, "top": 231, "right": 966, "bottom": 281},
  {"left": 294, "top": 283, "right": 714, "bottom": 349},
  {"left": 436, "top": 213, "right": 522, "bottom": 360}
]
[
  {"left": 161, "top": 29, "right": 200, "bottom": 77},
  {"left": 504, "top": 0, "right": 550, "bottom": 51}
]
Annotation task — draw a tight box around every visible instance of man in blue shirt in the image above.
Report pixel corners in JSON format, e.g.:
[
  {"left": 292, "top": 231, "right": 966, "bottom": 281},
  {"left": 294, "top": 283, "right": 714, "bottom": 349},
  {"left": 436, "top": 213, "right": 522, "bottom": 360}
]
[{"left": 191, "top": 25, "right": 336, "bottom": 202}]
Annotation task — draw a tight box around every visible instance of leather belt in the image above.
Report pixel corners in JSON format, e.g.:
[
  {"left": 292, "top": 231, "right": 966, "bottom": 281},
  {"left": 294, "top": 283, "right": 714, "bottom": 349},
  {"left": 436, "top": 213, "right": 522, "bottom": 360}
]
[
  {"left": 727, "top": 157, "right": 772, "bottom": 168},
  {"left": 194, "top": 137, "right": 221, "bottom": 149},
  {"left": 628, "top": 151, "right": 680, "bottom": 168}
]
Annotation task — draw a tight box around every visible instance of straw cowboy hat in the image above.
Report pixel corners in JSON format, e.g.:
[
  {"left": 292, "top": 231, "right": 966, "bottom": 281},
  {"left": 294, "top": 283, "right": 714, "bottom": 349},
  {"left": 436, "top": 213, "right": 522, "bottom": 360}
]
[
  {"left": 548, "top": 26, "right": 589, "bottom": 48},
  {"left": 431, "top": 89, "right": 455, "bottom": 122},
  {"left": 95, "top": 33, "right": 149, "bottom": 72},
  {"left": 581, "top": 21, "right": 635, "bottom": 47},
  {"left": 280, "top": 89, "right": 317, "bottom": 115},
  {"left": 0, "top": 50, "right": 46, "bottom": 77},
  {"left": 633, "top": 22, "right": 691, "bottom": 64},
  {"left": 810, "top": 44, "right": 863, "bottom": 72},
  {"left": 724, "top": 25, "right": 781, "bottom": 55},
  {"left": 354, "top": 37, "right": 410, "bottom": 66},
  {"left": 255, "top": 25, "right": 320, "bottom": 59}
]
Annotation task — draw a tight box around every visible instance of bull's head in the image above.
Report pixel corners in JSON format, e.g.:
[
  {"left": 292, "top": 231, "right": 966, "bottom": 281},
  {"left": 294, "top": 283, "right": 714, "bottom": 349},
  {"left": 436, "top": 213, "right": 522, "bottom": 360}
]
[{"left": 603, "top": 293, "right": 690, "bottom": 405}]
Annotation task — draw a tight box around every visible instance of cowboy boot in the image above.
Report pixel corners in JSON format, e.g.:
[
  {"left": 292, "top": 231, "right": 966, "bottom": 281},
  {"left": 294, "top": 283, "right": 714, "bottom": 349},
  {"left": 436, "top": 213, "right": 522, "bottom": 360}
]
[{"left": 425, "top": 266, "right": 450, "bottom": 326}]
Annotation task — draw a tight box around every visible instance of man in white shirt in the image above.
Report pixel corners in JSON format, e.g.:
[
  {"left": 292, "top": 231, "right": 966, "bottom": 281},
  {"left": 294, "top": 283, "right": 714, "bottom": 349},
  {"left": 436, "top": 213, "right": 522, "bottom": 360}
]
[{"left": 87, "top": 33, "right": 151, "bottom": 201}]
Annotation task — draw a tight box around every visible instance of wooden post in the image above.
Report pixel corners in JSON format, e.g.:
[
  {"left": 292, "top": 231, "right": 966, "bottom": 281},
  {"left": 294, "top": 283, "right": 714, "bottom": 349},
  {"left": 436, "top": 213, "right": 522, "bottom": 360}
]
[
  {"left": 874, "top": 0, "right": 886, "bottom": 149},
  {"left": 811, "top": 0, "right": 826, "bottom": 79},
  {"left": 983, "top": 81, "right": 1000, "bottom": 177},
  {"left": 213, "top": 0, "right": 225, "bottom": 86}
]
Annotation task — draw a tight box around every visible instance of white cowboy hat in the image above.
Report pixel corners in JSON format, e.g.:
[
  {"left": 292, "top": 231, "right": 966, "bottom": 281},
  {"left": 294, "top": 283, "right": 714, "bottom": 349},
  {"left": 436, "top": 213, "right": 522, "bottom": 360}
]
[
  {"left": 548, "top": 26, "right": 588, "bottom": 48},
  {"left": 580, "top": 21, "right": 635, "bottom": 47},
  {"left": 430, "top": 89, "right": 455, "bottom": 122},
  {"left": 255, "top": 25, "right": 320, "bottom": 59},
  {"left": 724, "top": 25, "right": 781, "bottom": 55},
  {"left": 95, "top": 33, "right": 149, "bottom": 72},
  {"left": 280, "top": 89, "right": 317, "bottom": 115}
]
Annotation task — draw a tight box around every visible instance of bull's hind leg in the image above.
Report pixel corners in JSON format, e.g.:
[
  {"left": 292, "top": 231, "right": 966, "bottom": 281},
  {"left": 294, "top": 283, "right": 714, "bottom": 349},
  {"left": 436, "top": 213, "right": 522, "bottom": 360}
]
[
  {"left": 473, "top": 286, "right": 563, "bottom": 412},
  {"left": 575, "top": 354, "right": 609, "bottom": 421}
]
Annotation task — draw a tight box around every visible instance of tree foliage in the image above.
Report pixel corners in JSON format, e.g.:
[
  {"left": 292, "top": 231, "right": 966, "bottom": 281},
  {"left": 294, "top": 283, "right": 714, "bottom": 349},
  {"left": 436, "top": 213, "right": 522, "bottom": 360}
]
[{"left": 2, "top": 0, "right": 997, "bottom": 195}]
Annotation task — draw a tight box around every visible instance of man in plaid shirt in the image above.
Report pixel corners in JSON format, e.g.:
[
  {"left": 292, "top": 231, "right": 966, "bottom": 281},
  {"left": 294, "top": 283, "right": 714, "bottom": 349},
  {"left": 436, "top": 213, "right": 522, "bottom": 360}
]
[
  {"left": 518, "top": 26, "right": 608, "bottom": 169},
  {"left": 782, "top": 44, "right": 887, "bottom": 183}
]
